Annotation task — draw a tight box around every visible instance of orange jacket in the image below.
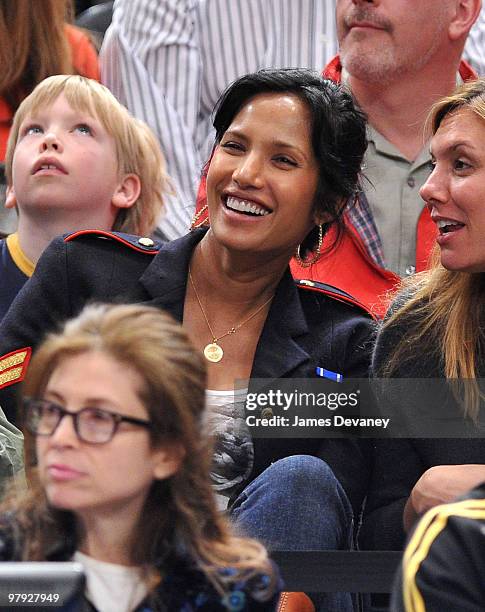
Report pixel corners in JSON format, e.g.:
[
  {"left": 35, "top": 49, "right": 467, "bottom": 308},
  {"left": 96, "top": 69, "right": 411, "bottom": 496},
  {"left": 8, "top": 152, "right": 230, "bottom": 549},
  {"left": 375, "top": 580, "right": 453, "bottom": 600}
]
[
  {"left": 0, "top": 24, "right": 100, "bottom": 162},
  {"left": 194, "top": 56, "right": 477, "bottom": 318},
  {"left": 289, "top": 215, "right": 435, "bottom": 319}
]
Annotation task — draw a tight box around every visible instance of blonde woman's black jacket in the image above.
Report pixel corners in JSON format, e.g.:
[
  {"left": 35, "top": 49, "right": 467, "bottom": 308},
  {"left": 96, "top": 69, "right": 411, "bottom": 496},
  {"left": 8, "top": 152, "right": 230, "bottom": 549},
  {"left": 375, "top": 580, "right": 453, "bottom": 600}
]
[
  {"left": 0, "top": 229, "right": 375, "bottom": 518},
  {"left": 360, "top": 305, "right": 485, "bottom": 552}
]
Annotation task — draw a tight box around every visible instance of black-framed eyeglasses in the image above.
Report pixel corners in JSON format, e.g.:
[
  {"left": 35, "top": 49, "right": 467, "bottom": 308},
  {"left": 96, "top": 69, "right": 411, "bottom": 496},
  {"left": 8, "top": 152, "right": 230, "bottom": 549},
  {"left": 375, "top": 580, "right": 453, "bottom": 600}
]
[{"left": 24, "top": 398, "right": 151, "bottom": 444}]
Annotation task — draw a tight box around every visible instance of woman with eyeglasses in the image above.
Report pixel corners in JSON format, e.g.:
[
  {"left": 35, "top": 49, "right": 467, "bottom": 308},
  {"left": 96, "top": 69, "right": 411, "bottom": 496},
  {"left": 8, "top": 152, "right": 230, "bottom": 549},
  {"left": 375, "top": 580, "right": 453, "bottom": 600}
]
[{"left": 0, "top": 303, "right": 280, "bottom": 612}]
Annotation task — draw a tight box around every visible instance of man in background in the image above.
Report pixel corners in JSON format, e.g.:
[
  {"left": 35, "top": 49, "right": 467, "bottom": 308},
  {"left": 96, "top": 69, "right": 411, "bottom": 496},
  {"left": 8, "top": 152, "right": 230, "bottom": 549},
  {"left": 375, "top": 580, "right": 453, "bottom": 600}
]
[{"left": 290, "top": 0, "right": 481, "bottom": 314}]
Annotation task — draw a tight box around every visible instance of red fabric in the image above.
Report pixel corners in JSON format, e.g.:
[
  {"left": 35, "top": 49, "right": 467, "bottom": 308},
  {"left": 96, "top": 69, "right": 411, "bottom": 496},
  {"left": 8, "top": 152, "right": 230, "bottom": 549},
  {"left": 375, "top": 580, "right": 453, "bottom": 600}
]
[
  {"left": 322, "top": 55, "right": 343, "bottom": 82},
  {"left": 415, "top": 206, "right": 438, "bottom": 272},
  {"left": 290, "top": 223, "right": 400, "bottom": 319},
  {"left": 193, "top": 55, "right": 477, "bottom": 318},
  {"left": 277, "top": 592, "right": 315, "bottom": 612},
  {"left": 65, "top": 24, "right": 101, "bottom": 81},
  {"left": 0, "top": 25, "right": 100, "bottom": 162},
  {"left": 0, "top": 346, "right": 31, "bottom": 391},
  {"left": 0, "top": 98, "right": 10, "bottom": 162},
  {"left": 322, "top": 54, "right": 476, "bottom": 87},
  {"left": 64, "top": 229, "right": 159, "bottom": 256}
]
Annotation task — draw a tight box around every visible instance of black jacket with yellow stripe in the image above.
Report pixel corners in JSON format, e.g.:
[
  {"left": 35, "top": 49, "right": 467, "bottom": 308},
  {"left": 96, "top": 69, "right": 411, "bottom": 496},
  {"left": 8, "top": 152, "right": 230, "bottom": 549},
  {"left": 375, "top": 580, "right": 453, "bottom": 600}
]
[{"left": 392, "top": 482, "right": 485, "bottom": 612}]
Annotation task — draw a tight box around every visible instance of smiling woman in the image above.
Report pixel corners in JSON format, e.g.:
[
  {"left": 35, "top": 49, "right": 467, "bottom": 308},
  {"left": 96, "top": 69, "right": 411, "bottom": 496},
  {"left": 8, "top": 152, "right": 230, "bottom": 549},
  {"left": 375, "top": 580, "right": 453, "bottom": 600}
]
[
  {"left": 361, "top": 79, "right": 485, "bottom": 554},
  {"left": 205, "top": 92, "right": 319, "bottom": 262},
  {"left": 0, "top": 68, "right": 374, "bottom": 612}
]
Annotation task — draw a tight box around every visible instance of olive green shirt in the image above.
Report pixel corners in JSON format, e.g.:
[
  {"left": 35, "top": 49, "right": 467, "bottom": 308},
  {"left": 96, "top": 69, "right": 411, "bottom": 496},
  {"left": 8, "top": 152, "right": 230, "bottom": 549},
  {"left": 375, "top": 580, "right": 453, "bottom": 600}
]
[{"left": 364, "top": 126, "right": 431, "bottom": 277}]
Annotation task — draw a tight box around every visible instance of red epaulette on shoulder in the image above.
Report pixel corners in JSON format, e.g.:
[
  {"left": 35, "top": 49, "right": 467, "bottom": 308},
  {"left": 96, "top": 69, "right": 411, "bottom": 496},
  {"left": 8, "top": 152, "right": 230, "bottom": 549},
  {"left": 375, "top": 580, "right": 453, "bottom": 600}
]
[
  {"left": 64, "top": 230, "right": 161, "bottom": 255},
  {"left": 0, "top": 347, "right": 32, "bottom": 390},
  {"left": 295, "top": 279, "right": 377, "bottom": 320}
]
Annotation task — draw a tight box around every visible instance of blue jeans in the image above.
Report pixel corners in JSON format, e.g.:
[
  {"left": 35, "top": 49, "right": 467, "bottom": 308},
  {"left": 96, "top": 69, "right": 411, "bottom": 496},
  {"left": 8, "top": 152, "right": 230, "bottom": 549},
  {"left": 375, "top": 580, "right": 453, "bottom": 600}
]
[{"left": 229, "top": 455, "right": 354, "bottom": 612}]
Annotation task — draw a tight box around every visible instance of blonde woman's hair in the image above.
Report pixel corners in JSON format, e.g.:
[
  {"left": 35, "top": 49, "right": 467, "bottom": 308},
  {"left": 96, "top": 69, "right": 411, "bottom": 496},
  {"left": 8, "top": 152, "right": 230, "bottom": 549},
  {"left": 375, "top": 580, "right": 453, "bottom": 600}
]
[
  {"left": 3, "top": 303, "right": 275, "bottom": 599},
  {"left": 380, "top": 78, "right": 485, "bottom": 421},
  {"left": 0, "top": 0, "right": 74, "bottom": 113},
  {"left": 6, "top": 75, "right": 169, "bottom": 236}
]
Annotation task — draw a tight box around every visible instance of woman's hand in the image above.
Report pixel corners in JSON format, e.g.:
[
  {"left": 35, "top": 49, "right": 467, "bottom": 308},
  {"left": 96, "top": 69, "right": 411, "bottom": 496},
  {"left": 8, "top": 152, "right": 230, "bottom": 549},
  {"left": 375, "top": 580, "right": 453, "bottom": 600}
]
[{"left": 403, "top": 464, "right": 485, "bottom": 531}]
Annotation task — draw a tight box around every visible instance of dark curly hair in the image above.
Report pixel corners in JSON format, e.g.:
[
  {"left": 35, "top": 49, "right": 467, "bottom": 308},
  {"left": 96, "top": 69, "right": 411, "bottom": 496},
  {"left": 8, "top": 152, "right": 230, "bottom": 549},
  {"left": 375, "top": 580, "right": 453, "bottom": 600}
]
[{"left": 211, "top": 68, "right": 368, "bottom": 254}]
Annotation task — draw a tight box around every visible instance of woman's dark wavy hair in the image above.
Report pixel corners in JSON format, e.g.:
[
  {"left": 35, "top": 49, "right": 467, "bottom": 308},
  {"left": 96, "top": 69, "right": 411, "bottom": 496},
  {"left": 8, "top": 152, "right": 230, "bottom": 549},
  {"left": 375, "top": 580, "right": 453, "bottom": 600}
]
[{"left": 211, "top": 68, "right": 368, "bottom": 253}]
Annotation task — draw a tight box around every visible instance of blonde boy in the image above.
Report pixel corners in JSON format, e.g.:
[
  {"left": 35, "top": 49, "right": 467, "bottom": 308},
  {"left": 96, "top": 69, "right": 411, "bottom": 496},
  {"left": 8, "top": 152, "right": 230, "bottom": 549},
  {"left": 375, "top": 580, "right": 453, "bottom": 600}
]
[{"left": 0, "top": 74, "right": 168, "bottom": 320}]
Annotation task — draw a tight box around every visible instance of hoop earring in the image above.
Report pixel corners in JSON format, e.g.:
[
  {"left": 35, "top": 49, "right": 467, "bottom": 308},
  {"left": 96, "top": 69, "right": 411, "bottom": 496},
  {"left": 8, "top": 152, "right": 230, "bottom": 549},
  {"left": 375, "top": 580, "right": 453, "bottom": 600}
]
[
  {"left": 190, "top": 204, "right": 209, "bottom": 230},
  {"left": 295, "top": 224, "right": 323, "bottom": 267}
]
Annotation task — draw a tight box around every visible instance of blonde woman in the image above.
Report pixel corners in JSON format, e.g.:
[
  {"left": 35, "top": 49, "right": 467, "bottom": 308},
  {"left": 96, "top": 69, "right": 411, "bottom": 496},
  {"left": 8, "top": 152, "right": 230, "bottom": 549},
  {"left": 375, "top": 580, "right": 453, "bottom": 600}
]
[
  {"left": 0, "top": 303, "right": 280, "bottom": 611},
  {"left": 0, "top": 69, "right": 373, "bottom": 612},
  {"left": 360, "top": 79, "right": 485, "bottom": 553}
]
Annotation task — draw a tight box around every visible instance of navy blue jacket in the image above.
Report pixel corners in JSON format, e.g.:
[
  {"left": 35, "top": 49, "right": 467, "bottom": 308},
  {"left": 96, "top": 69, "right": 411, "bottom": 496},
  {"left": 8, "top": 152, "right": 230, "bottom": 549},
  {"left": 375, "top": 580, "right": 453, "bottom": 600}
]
[
  {"left": 0, "top": 228, "right": 375, "bottom": 516},
  {"left": 360, "top": 304, "right": 485, "bottom": 552}
]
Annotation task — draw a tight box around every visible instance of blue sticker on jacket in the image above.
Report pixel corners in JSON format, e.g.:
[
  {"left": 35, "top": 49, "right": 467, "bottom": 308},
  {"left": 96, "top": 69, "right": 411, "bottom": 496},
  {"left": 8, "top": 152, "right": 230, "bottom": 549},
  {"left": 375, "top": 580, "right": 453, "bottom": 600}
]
[{"left": 315, "top": 367, "right": 343, "bottom": 382}]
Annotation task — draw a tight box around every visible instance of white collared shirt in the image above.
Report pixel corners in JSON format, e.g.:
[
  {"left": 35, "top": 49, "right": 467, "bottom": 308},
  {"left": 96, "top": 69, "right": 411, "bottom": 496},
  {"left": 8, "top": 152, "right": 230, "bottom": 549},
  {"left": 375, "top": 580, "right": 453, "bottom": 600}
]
[{"left": 73, "top": 551, "right": 149, "bottom": 612}]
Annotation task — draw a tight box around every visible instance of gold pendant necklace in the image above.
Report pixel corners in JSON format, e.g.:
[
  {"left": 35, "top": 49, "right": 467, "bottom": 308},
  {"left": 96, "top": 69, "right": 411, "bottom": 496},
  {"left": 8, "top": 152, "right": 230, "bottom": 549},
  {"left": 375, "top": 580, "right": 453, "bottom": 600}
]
[
  {"left": 204, "top": 342, "right": 225, "bottom": 363},
  {"left": 188, "top": 269, "right": 274, "bottom": 363}
]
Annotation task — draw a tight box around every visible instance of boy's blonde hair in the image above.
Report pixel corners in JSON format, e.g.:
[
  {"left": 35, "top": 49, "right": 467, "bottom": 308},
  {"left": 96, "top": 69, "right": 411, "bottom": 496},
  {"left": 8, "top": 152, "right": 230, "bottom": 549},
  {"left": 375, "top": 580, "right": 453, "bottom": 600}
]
[{"left": 6, "top": 75, "right": 169, "bottom": 236}]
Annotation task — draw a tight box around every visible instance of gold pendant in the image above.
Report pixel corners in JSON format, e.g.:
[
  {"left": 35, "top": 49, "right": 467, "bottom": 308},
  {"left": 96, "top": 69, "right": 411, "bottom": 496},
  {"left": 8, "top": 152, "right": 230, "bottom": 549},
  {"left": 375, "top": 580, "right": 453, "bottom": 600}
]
[{"left": 204, "top": 342, "right": 224, "bottom": 363}]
